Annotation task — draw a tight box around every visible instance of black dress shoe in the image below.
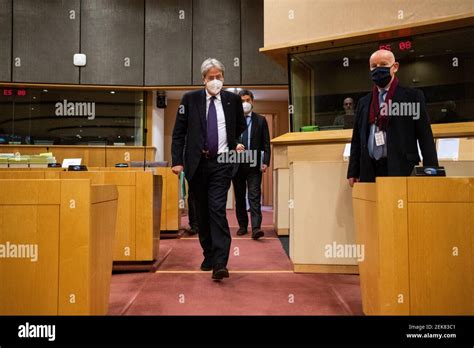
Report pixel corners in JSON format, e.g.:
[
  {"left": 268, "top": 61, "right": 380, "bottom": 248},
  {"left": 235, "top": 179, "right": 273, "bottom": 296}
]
[
  {"left": 200, "top": 260, "right": 213, "bottom": 272},
  {"left": 236, "top": 227, "right": 248, "bottom": 236},
  {"left": 188, "top": 227, "right": 198, "bottom": 236},
  {"left": 252, "top": 229, "right": 264, "bottom": 240},
  {"left": 212, "top": 265, "right": 229, "bottom": 280}
]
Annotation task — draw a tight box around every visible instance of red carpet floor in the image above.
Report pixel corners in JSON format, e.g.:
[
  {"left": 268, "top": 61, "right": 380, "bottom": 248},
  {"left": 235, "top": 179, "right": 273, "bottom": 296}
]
[{"left": 108, "top": 208, "right": 363, "bottom": 315}]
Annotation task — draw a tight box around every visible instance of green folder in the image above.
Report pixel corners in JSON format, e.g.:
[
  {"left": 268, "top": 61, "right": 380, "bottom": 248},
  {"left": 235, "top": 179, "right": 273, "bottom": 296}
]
[
  {"left": 179, "top": 171, "right": 186, "bottom": 200},
  {"left": 300, "top": 125, "right": 319, "bottom": 132}
]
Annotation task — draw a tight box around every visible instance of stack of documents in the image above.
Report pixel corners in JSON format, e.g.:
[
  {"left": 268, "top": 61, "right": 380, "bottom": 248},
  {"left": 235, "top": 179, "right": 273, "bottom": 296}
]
[{"left": 0, "top": 153, "right": 57, "bottom": 168}]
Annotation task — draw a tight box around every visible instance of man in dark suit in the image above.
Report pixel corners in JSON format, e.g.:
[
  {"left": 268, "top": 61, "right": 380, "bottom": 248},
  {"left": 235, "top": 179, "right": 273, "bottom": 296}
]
[
  {"left": 348, "top": 49, "right": 438, "bottom": 186},
  {"left": 232, "top": 89, "right": 271, "bottom": 239},
  {"left": 171, "top": 58, "right": 246, "bottom": 280}
]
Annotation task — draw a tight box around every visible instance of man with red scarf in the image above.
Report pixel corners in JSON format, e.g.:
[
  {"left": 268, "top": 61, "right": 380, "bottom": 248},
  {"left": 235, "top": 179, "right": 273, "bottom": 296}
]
[{"left": 347, "top": 49, "right": 438, "bottom": 186}]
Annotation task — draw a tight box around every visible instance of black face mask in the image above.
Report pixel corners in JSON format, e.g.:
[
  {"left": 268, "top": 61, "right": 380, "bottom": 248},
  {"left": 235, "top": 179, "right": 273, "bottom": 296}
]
[{"left": 370, "top": 66, "right": 392, "bottom": 88}]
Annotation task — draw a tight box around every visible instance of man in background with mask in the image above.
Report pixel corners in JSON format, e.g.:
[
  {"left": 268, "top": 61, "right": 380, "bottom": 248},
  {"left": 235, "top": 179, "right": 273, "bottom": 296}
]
[
  {"left": 347, "top": 49, "right": 438, "bottom": 186},
  {"left": 232, "top": 89, "right": 271, "bottom": 240},
  {"left": 171, "top": 58, "right": 247, "bottom": 280}
]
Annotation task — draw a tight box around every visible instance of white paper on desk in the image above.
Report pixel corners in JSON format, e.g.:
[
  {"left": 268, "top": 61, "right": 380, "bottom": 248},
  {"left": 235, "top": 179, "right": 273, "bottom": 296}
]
[
  {"left": 62, "top": 158, "right": 82, "bottom": 168},
  {"left": 437, "top": 138, "right": 460, "bottom": 161},
  {"left": 343, "top": 143, "right": 351, "bottom": 161}
]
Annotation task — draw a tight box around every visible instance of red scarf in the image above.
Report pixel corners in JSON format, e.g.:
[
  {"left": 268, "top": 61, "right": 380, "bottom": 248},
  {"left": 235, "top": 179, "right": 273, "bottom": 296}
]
[{"left": 369, "top": 76, "right": 398, "bottom": 130}]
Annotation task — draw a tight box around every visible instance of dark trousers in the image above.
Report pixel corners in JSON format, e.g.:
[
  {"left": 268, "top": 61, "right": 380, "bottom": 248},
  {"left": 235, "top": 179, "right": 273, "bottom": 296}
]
[
  {"left": 189, "top": 157, "right": 233, "bottom": 267},
  {"left": 232, "top": 164, "right": 263, "bottom": 231},
  {"left": 373, "top": 158, "right": 388, "bottom": 177},
  {"left": 187, "top": 187, "right": 198, "bottom": 229}
]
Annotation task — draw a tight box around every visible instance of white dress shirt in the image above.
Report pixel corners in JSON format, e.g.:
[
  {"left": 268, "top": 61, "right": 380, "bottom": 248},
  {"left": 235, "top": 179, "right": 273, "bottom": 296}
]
[{"left": 206, "top": 89, "right": 228, "bottom": 154}]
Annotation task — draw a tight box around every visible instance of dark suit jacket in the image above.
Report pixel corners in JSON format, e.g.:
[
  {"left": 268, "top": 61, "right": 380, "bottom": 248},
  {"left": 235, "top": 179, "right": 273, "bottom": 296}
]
[
  {"left": 172, "top": 89, "right": 247, "bottom": 181},
  {"left": 347, "top": 85, "right": 438, "bottom": 182},
  {"left": 242, "top": 112, "right": 271, "bottom": 166},
  {"left": 232, "top": 112, "right": 271, "bottom": 177}
]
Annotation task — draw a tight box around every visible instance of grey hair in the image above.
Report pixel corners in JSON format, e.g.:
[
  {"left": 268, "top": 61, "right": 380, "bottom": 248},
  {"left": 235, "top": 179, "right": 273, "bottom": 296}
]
[{"left": 201, "top": 58, "right": 225, "bottom": 78}]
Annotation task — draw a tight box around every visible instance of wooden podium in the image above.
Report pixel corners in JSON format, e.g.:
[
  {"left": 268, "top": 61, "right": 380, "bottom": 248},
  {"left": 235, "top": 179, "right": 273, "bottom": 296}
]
[
  {"left": 352, "top": 177, "right": 473, "bottom": 315},
  {"left": 0, "top": 179, "right": 118, "bottom": 315}
]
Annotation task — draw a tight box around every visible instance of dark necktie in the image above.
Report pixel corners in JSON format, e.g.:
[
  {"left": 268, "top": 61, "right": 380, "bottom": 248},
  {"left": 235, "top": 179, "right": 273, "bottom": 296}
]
[{"left": 207, "top": 96, "right": 218, "bottom": 157}]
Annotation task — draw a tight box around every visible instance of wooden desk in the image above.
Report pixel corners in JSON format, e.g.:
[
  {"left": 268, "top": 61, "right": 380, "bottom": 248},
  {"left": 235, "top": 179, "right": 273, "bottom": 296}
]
[
  {"left": 0, "top": 145, "right": 156, "bottom": 167},
  {"left": 89, "top": 167, "right": 179, "bottom": 232},
  {"left": 0, "top": 145, "right": 181, "bottom": 233},
  {"left": 58, "top": 170, "right": 162, "bottom": 262},
  {"left": 0, "top": 179, "right": 118, "bottom": 315},
  {"left": 290, "top": 161, "right": 358, "bottom": 274},
  {"left": 0, "top": 170, "right": 163, "bottom": 262},
  {"left": 352, "top": 177, "right": 473, "bottom": 315},
  {"left": 272, "top": 123, "right": 474, "bottom": 238}
]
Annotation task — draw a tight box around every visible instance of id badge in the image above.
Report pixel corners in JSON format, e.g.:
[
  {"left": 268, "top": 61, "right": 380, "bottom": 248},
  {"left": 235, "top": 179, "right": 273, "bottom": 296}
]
[{"left": 375, "top": 130, "right": 385, "bottom": 146}]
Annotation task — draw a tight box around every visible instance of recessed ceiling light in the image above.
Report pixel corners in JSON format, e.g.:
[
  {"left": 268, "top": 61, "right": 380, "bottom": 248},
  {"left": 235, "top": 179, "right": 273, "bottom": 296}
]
[
  {"left": 110, "top": 91, "right": 116, "bottom": 94},
  {"left": 43, "top": 89, "right": 48, "bottom": 93}
]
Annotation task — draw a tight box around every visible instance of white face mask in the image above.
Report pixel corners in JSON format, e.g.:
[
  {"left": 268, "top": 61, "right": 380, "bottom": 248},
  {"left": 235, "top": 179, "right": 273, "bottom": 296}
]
[
  {"left": 206, "top": 79, "right": 223, "bottom": 95},
  {"left": 242, "top": 101, "right": 253, "bottom": 114}
]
